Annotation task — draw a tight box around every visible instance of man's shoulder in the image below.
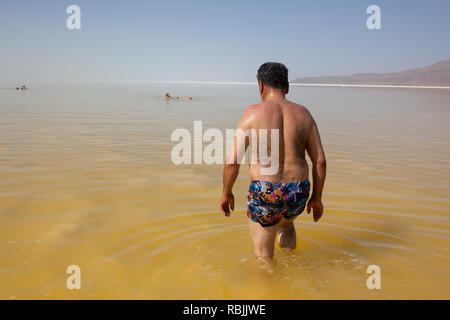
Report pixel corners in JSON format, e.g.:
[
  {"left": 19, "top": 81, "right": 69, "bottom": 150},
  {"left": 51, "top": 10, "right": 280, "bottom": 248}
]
[
  {"left": 246, "top": 101, "right": 270, "bottom": 110},
  {"left": 242, "top": 100, "right": 312, "bottom": 120},
  {"left": 241, "top": 102, "right": 266, "bottom": 117},
  {"left": 237, "top": 104, "right": 260, "bottom": 128},
  {"left": 290, "top": 101, "right": 315, "bottom": 120},
  {"left": 245, "top": 101, "right": 280, "bottom": 113},
  {"left": 286, "top": 100, "right": 309, "bottom": 113}
]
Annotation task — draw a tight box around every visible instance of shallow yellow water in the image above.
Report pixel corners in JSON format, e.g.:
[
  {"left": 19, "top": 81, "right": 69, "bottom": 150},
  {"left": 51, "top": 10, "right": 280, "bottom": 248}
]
[{"left": 0, "top": 83, "right": 449, "bottom": 299}]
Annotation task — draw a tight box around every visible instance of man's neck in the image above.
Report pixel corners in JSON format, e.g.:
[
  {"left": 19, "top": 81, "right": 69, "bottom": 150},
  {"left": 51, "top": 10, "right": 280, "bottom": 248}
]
[{"left": 261, "top": 89, "right": 286, "bottom": 102}]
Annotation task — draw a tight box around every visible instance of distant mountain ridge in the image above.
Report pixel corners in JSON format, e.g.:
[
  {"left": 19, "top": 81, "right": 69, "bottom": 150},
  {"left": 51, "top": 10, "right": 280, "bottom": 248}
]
[{"left": 293, "top": 60, "right": 450, "bottom": 86}]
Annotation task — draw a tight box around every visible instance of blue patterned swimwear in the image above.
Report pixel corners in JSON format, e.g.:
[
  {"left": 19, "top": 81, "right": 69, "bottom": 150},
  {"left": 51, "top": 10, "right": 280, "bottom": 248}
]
[{"left": 247, "top": 180, "right": 310, "bottom": 227}]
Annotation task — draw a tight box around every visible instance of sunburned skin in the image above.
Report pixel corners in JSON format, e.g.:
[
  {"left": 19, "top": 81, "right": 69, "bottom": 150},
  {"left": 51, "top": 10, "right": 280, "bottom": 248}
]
[{"left": 237, "top": 99, "right": 320, "bottom": 183}]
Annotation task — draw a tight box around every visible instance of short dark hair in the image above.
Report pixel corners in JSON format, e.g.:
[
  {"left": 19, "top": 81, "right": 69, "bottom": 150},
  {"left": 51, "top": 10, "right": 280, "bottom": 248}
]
[{"left": 257, "top": 62, "right": 289, "bottom": 90}]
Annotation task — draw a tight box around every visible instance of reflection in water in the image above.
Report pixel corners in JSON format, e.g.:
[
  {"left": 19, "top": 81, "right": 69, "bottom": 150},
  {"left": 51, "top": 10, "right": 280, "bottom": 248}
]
[{"left": 0, "top": 82, "right": 449, "bottom": 299}]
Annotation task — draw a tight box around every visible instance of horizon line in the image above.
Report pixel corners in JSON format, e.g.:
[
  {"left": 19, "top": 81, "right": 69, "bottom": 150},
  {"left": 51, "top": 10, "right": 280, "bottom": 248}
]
[{"left": 98, "top": 80, "right": 450, "bottom": 89}]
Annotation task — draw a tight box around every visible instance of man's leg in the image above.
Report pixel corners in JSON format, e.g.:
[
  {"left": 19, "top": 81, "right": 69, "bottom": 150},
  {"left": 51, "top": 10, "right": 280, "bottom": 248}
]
[
  {"left": 247, "top": 219, "right": 280, "bottom": 259},
  {"left": 277, "top": 218, "right": 297, "bottom": 250}
]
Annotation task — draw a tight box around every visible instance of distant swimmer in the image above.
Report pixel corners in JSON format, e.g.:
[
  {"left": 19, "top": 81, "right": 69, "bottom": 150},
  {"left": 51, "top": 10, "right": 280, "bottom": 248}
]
[{"left": 165, "top": 93, "right": 192, "bottom": 101}]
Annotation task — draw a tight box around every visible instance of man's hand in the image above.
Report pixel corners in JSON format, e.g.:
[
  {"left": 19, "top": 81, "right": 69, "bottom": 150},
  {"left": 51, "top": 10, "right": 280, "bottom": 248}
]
[
  {"left": 219, "top": 193, "right": 235, "bottom": 217},
  {"left": 307, "top": 198, "right": 323, "bottom": 222}
]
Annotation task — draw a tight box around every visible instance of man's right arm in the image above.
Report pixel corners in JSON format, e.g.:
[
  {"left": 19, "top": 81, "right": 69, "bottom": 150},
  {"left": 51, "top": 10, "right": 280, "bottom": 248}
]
[
  {"left": 305, "top": 118, "right": 327, "bottom": 222},
  {"left": 219, "top": 107, "right": 253, "bottom": 217}
]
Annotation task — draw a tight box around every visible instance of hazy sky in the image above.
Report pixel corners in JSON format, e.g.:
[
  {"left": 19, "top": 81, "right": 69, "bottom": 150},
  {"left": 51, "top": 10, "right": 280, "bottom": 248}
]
[{"left": 1, "top": 0, "right": 449, "bottom": 82}]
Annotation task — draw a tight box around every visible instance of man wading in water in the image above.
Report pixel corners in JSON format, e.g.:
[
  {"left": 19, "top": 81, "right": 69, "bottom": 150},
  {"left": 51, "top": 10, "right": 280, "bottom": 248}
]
[{"left": 220, "top": 62, "right": 327, "bottom": 259}]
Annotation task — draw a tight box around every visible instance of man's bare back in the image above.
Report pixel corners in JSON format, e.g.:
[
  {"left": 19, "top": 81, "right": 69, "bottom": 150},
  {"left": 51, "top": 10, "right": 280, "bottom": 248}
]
[
  {"left": 240, "top": 99, "right": 317, "bottom": 183},
  {"left": 220, "top": 62, "right": 326, "bottom": 259}
]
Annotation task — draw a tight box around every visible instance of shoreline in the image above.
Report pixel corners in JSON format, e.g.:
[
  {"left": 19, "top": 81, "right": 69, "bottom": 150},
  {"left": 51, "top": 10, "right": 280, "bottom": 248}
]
[
  {"left": 290, "top": 83, "right": 450, "bottom": 89},
  {"left": 7, "top": 80, "right": 449, "bottom": 90}
]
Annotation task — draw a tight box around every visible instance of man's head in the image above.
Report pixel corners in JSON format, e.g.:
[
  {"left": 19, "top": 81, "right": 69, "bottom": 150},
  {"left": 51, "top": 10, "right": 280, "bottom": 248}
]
[{"left": 257, "top": 62, "right": 289, "bottom": 97}]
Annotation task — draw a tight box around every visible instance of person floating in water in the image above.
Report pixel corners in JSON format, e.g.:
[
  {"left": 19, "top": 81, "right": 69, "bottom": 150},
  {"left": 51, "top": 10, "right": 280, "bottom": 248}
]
[
  {"left": 220, "top": 62, "right": 327, "bottom": 259},
  {"left": 16, "top": 85, "right": 27, "bottom": 90},
  {"left": 165, "top": 93, "right": 192, "bottom": 101}
]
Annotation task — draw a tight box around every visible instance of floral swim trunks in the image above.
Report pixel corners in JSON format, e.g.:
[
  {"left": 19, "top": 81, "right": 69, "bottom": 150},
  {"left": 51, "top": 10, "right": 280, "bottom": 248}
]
[{"left": 247, "top": 180, "right": 310, "bottom": 227}]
